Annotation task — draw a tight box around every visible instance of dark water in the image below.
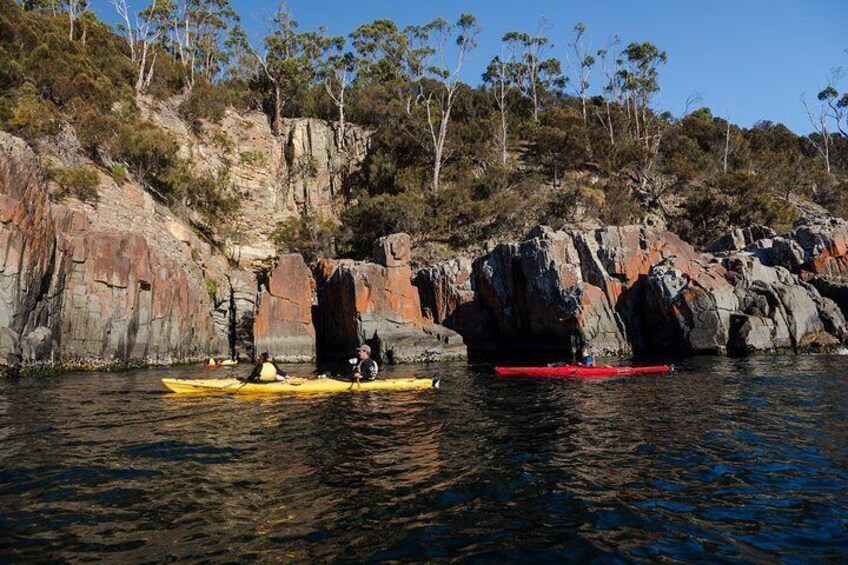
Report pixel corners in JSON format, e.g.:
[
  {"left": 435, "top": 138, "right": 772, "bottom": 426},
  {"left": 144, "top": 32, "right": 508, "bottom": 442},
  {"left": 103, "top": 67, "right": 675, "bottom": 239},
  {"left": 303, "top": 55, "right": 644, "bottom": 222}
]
[{"left": 2, "top": 357, "right": 848, "bottom": 563}]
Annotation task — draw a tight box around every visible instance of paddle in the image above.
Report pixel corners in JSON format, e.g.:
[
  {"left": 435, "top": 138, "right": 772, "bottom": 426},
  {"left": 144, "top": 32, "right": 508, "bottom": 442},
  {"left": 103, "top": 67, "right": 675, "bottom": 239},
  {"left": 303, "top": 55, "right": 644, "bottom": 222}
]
[
  {"left": 222, "top": 377, "right": 250, "bottom": 392},
  {"left": 348, "top": 357, "right": 361, "bottom": 390}
]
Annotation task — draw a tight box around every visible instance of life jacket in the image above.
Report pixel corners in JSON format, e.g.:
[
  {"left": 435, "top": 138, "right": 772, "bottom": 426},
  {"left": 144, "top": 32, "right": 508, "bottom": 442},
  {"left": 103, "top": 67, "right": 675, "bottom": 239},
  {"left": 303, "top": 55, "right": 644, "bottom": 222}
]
[
  {"left": 355, "top": 358, "right": 379, "bottom": 379},
  {"left": 259, "top": 362, "right": 277, "bottom": 380}
]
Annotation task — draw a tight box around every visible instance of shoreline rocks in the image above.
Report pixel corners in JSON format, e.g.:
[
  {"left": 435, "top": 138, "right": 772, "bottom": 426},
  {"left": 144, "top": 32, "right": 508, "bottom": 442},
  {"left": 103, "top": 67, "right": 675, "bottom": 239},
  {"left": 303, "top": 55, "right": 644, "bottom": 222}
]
[
  {"left": 315, "top": 234, "right": 466, "bottom": 363},
  {"left": 5, "top": 118, "right": 848, "bottom": 371}
]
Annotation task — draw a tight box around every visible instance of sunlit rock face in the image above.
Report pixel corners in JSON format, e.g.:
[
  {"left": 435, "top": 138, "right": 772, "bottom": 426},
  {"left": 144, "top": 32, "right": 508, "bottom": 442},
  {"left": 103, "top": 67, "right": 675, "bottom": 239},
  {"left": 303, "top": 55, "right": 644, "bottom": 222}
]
[
  {"left": 315, "top": 233, "right": 466, "bottom": 363},
  {"left": 427, "top": 224, "right": 846, "bottom": 359},
  {"left": 253, "top": 254, "right": 316, "bottom": 362},
  {"left": 0, "top": 132, "right": 225, "bottom": 367}
]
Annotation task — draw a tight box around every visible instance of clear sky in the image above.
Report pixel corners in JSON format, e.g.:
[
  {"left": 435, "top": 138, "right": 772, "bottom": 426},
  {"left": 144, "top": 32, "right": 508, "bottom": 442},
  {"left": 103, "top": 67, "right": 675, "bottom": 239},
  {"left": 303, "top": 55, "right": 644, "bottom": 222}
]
[{"left": 92, "top": 0, "right": 847, "bottom": 134}]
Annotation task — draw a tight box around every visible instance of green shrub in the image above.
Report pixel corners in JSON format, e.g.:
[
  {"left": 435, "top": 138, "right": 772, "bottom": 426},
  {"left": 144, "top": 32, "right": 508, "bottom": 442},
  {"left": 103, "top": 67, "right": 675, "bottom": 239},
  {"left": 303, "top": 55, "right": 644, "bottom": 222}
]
[
  {"left": 205, "top": 278, "right": 218, "bottom": 302},
  {"left": 270, "top": 214, "right": 338, "bottom": 262},
  {"left": 109, "top": 120, "right": 179, "bottom": 187},
  {"left": 179, "top": 80, "right": 230, "bottom": 130},
  {"left": 677, "top": 171, "right": 799, "bottom": 246},
  {"left": 211, "top": 130, "right": 234, "bottom": 151},
  {"left": 159, "top": 164, "right": 239, "bottom": 221},
  {"left": 49, "top": 165, "right": 100, "bottom": 203},
  {"left": 1, "top": 83, "right": 59, "bottom": 139},
  {"left": 110, "top": 164, "right": 126, "bottom": 185},
  {"left": 338, "top": 191, "right": 431, "bottom": 257},
  {"left": 239, "top": 150, "right": 266, "bottom": 166}
]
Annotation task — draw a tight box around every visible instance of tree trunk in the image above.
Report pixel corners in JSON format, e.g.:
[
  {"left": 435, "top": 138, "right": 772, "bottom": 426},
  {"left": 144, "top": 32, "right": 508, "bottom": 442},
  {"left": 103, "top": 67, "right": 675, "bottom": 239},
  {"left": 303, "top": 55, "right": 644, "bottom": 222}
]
[
  {"left": 500, "top": 105, "right": 508, "bottom": 165},
  {"left": 432, "top": 152, "right": 442, "bottom": 194},
  {"left": 338, "top": 88, "right": 346, "bottom": 150},
  {"left": 532, "top": 80, "right": 539, "bottom": 122},
  {"left": 272, "top": 81, "right": 282, "bottom": 135}
]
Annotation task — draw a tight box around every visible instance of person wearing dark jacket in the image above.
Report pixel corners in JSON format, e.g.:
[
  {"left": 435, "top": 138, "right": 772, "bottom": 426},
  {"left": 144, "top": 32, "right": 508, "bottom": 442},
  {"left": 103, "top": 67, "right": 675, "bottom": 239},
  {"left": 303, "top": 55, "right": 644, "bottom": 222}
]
[{"left": 353, "top": 344, "right": 378, "bottom": 381}]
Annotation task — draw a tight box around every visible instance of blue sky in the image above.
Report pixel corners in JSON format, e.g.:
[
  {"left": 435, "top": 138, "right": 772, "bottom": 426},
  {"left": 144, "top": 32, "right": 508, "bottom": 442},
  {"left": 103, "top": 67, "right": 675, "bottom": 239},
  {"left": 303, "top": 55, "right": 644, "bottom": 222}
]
[{"left": 92, "top": 0, "right": 847, "bottom": 134}]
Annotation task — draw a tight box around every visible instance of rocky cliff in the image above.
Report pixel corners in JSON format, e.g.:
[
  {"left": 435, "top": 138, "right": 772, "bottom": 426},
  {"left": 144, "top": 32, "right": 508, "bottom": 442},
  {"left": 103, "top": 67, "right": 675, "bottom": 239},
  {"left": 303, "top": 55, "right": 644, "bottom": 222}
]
[
  {"left": 253, "top": 253, "right": 316, "bottom": 362},
  {"left": 143, "top": 99, "right": 370, "bottom": 265},
  {"left": 0, "top": 131, "right": 226, "bottom": 369},
  {"left": 0, "top": 100, "right": 371, "bottom": 371},
  {"left": 415, "top": 223, "right": 848, "bottom": 359},
  {"left": 6, "top": 98, "right": 848, "bottom": 372},
  {"left": 316, "top": 234, "right": 467, "bottom": 363}
]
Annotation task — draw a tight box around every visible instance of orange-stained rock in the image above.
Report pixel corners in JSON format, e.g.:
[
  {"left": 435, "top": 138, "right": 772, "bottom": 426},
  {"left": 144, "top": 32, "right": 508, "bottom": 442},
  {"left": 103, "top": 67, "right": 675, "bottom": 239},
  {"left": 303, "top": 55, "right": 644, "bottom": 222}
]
[
  {"left": 316, "top": 234, "right": 466, "bottom": 362},
  {"left": 253, "top": 254, "right": 316, "bottom": 361},
  {"left": 469, "top": 223, "right": 845, "bottom": 359},
  {"left": 0, "top": 131, "right": 221, "bottom": 367},
  {"left": 373, "top": 232, "right": 411, "bottom": 267}
]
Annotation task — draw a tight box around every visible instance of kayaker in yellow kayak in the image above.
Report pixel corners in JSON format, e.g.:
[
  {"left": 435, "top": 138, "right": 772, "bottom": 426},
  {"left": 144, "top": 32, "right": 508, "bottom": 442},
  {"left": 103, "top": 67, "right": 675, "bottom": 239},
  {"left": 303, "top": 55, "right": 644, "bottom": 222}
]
[
  {"left": 241, "top": 352, "right": 287, "bottom": 383},
  {"left": 352, "top": 344, "right": 378, "bottom": 381}
]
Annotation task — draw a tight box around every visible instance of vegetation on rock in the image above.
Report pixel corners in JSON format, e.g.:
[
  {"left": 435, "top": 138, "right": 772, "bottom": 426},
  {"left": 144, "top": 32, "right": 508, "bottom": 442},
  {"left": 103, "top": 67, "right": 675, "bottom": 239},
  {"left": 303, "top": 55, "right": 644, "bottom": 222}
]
[{"left": 1, "top": 0, "right": 846, "bottom": 258}]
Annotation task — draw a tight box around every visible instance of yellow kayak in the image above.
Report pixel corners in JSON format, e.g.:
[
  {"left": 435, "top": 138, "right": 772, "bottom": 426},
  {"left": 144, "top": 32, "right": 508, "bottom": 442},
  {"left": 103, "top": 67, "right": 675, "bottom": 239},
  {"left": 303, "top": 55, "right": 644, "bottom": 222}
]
[
  {"left": 219, "top": 359, "right": 238, "bottom": 367},
  {"left": 162, "top": 376, "right": 440, "bottom": 394}
]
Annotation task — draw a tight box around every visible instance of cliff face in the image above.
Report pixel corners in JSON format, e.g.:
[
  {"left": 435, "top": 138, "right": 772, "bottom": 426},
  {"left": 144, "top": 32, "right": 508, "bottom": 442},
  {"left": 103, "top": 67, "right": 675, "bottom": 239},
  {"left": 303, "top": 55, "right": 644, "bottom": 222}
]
[
  {"left": 0, "top": 132, "right": 227, "bottom": 367},
  {"left": 315, "top": 234, "right": 467, "bottom": 363},
  {"left": 415, "top": 223, "right": 848, "bottom": 359},
  {"left": 5, "top": 97, "right": 848, "bottom": 370},
  {"left": 143, "top": 99, "right": 370, "bottom": 265},
  {"left": 253, "top": 253, "right": 316, "bottom": 362},
  {"left": 0, "top": 134, "right": 59, "bottom": 367}
]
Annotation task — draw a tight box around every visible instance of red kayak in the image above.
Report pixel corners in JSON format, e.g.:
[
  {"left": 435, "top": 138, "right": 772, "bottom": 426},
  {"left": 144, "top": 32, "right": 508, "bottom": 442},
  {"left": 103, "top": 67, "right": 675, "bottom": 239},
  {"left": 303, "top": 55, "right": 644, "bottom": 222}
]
[{"left": 494, "top": 364, "right": 673, "bottom": 378}]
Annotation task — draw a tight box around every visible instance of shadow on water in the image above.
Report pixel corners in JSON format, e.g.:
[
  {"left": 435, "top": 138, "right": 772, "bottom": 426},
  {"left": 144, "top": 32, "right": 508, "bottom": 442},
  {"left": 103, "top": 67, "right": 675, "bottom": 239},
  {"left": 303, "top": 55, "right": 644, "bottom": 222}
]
[{"left": 1, "top": 357, "right": 848, "bottom": 562}]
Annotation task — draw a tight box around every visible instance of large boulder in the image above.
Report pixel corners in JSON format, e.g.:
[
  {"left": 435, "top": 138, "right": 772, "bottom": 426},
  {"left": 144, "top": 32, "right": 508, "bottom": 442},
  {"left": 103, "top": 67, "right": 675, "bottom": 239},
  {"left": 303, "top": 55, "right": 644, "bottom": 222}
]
[
  {"left": 709, "top": 225, "right": 776, "bottom": 253},
  {"left": 253, "top": 254, "right": 315, "bottom": 362},
  {"left": 315, "top": 234, "right": 466, "bottom": 363},
  {"left": 646, "top": 259, "right": 738, "bottom": 354}
]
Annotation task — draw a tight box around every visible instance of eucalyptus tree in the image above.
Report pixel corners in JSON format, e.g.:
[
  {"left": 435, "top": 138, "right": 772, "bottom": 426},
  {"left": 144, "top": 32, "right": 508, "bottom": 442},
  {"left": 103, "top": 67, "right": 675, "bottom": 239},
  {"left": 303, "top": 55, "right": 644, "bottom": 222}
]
[
  {"left": 253, "top": 3, "right": 329, "bottom": 134},
  {"left": 112, "top": 0, "right": 161, "bottom": 93},
  {"left": 502, "top": 19, "right": 564, "bottom": 122},
  {"left": 320, "top": 37, "right": 359, "bottom": 147},
  {"left": 349, "top": 19, "right": 409, "bottom": 84},
  {"left": 404, "top": 13, "right": 480, "bottom": 194},
  {"left": 567, "top": 22, "right": 595, "bottom": 123},
  {"left": 616, "top": 41, "right": 667, "bottom": 145},
  {"left": 143, "top": 0, "right": 240, "bottom": 89},
  {"left": 482, "top": 52, "right": 515, "bottom": 165},
  {"left": 67, "top": 0, "right": 89, "bottom": 41},
  {"left": 594, "top": 36, "right": 622, "bottom": 145},
  {"left": 801, "top": 68, "right": 847, "bottom": 174}
]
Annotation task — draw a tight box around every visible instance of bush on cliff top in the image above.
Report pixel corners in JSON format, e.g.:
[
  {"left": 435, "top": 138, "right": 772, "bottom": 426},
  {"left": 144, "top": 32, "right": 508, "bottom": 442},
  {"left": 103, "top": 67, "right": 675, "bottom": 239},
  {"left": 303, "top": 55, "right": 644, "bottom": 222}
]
[{"left": 1, "top": 1, "right": 845, "bottom": 257}]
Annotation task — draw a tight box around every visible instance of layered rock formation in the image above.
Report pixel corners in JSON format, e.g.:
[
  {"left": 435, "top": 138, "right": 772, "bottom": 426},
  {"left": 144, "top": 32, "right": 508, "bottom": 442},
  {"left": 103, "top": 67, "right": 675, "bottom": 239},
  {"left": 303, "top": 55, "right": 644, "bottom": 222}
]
[
  {"left": 144, "top": 99, "right": 370, "bottom": 266},
  {"left": 316, "top": 234, "right": 466, "bottom": 363},
  {"left": 0, "top": 132, "right": 227, "bottom": 368},
  {"left": 253, "top": 254, "right": 316, "bottom": 361},
  {"left": 418, "top": 224, "right": 846, "bottom": 359}
]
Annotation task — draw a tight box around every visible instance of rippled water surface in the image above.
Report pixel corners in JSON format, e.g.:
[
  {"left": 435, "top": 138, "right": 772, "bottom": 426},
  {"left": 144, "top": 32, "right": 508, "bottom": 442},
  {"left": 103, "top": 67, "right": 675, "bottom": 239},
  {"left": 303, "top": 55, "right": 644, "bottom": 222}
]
[{"left": 2, "top": 357, "right": 848, "bottom": 563}]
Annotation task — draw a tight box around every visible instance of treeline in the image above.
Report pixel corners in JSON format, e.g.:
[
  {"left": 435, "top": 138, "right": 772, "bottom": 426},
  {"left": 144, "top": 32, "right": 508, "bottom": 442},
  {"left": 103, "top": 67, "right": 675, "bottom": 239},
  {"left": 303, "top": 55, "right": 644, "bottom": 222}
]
[{"left": 1, "top": 0, "right": 846, "bottom": 256}]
